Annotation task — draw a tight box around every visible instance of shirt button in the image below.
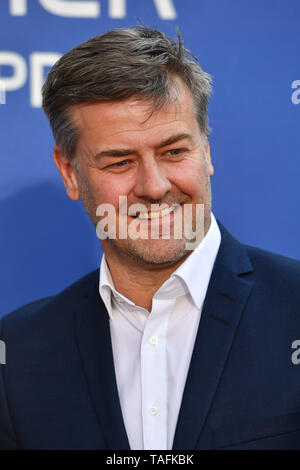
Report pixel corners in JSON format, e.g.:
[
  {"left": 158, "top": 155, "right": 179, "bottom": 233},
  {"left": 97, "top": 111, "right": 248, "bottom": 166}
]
[
  {"left": 149, "top": 406, "right": 159, "bottom": 416},
  {"left": 115, "top": 295, "right": 124, "bottom": 303},
  {"left": 149, "top": 336, "right": 159, "bottom": 345}
]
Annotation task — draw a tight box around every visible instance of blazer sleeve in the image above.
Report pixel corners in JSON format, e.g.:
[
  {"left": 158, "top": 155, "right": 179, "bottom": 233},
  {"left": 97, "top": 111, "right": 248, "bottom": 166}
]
[{"left": 0, "top": 317, "right": 19, "bottom": 450}]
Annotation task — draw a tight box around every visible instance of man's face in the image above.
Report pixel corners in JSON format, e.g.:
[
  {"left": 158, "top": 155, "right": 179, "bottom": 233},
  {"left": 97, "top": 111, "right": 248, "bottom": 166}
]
[{"left": 54, "top": 80, "right": 214, "bottom": 266}]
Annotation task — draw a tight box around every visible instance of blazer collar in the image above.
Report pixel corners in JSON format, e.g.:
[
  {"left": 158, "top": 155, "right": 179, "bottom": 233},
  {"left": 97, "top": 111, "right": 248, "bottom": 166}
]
[
  {"left": 172, "top": 222, "right": 254, "bottom": 449},
  {"left": 74, "top": 274, "right": 130, "bottom": 450}
]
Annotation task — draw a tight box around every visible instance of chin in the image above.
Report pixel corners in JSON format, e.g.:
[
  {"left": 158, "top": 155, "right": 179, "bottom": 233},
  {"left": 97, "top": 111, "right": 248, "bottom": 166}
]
[{"left": 118, "top": 238, "right": 190, "bottom": 266}]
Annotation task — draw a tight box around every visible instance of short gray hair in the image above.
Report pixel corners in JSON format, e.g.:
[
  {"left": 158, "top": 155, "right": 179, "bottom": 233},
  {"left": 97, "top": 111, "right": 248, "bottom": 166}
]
[{"left": 42, "top": 26, "right": 212, "bottom": 162}]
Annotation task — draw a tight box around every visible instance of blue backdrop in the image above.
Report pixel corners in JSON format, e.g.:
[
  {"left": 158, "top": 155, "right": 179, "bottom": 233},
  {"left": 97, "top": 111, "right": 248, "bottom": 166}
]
[{"left": 0, "top": 0, "right": 299, "bottom": 316}]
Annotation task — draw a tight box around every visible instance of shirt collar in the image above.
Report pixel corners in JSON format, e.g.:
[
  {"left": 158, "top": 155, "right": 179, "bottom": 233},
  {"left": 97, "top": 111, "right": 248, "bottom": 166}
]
[
  {"left": 99, "top": 212, "right": 221, "bottom": 316},
  {"left": 169, "top": 212, "right": 221, "bottom": 309}
]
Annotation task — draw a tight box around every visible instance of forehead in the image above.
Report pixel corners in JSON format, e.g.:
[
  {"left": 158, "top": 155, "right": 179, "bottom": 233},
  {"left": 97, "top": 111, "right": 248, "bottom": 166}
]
[{"left": 70, "top": 83, "right": 199, "bottom": 149}]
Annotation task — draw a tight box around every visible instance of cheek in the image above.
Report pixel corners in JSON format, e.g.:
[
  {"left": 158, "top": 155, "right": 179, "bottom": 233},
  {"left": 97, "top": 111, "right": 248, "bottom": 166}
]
[
  {"left": 172, "top": 160, "right": 206, "bottom": 197},
  {"left": 89, "top": 175, "right": 131, "bottom": 208}
]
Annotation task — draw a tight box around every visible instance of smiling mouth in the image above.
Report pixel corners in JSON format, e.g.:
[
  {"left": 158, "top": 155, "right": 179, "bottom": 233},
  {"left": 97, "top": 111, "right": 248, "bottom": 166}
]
[{"left": 130, "top": 204, "right": 180, "bottom": 220}]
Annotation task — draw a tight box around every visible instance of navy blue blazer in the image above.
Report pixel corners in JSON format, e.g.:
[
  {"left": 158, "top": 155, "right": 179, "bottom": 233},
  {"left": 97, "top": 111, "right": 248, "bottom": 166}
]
[{"left": 1, "top": 223, "right": 300, "bottom": 450}]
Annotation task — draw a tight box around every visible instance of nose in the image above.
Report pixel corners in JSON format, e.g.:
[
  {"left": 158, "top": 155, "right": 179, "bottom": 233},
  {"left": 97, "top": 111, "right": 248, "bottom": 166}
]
[{"left": 133, "top": 158, "right": 172, "bottom": 201}]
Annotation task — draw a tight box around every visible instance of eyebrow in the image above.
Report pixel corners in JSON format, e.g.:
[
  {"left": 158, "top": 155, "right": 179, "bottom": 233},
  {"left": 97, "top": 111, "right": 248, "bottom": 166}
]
[{"left": 93, "top": 133, "right": 192, "bottom": 160}]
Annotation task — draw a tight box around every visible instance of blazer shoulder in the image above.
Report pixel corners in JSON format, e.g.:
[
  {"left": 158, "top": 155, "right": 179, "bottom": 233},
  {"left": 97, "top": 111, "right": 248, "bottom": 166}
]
[
  {"left": 245, "top": 245, "right": 300, "bottom": 296},
  {"left": 0, "top": 268, "right": 99, "bottom": 331},
  {"left": 246, "top": 244, "right": 300, "bottom": 274}
]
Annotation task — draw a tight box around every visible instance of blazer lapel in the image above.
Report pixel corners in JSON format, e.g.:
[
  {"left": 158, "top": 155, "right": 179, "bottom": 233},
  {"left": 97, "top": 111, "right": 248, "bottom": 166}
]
[
  {"left": 173, "top": 224, "right": 254, "bottom": 449},
  {"left": 74, "top": 273, "right": 130, "bottom": 450}
]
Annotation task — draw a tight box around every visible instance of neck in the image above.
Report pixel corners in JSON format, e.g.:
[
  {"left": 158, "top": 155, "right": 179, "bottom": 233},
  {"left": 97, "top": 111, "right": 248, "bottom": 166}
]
[{"left": 103, "top": 246, "right": 191, "bottom": 311}]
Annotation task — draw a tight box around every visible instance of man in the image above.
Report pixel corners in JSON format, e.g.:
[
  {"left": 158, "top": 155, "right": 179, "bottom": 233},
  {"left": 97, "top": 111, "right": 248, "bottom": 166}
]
[{"left": 0, "top": 26, "right": 300, "bottom": 450}]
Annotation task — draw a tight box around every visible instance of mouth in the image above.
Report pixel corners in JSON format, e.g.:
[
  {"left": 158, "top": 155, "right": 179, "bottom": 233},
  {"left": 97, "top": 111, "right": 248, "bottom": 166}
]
[{"left": 130, "top": 204, "right": 180, "bottom": 220}]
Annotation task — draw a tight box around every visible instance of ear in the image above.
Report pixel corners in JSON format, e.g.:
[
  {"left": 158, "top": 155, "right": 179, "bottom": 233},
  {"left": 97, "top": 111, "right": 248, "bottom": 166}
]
[
  {"left": 204, "top": 142, "right": 214, "bottom": 177},
  {"left": 53, "top": 145, "right": 80, "bottom": 201}
]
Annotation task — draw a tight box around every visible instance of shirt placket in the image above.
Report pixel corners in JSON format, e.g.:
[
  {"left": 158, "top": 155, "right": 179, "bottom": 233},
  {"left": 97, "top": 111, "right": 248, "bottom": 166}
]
[{"left": 140, "top": 298, "right": 175, "bottom": 450}]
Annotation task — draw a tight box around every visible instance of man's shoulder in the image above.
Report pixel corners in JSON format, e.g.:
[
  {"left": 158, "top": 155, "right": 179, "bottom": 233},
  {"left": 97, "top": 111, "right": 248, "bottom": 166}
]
[
  {"left": 0, "top": 268, "right": 99, "bottom": 331},
  {"left": 245, "top": 243, "right": 300, "bottom": 281},
  {"left": 218, "top": 221, "right": 300, "bottom": 281},
  {"left": 216, "top": 225, "right": 300, "bottom": 324},
  {"left": 241, "top": 244, "right": 300, "bottom": 307}
]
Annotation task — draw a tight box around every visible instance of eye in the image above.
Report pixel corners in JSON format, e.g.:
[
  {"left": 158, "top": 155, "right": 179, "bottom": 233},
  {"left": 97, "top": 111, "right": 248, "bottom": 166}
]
[
  {"left": 105, "top": 159, "right": 130, "bottom": 169},
  {"left": 114, "top": 160, "right": 129, "bottom": 167},
  {"left": 167, "top": 148, "right": 185, "bottom": 157}
]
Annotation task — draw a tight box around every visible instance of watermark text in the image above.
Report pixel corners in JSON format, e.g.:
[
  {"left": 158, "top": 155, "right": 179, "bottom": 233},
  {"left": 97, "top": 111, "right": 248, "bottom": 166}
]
[
  {"left": 95, "top": 197, "right": 205, "bottom": 250},
  {"left": 0, "top": 340, "right": 6, "bottom": 364}
]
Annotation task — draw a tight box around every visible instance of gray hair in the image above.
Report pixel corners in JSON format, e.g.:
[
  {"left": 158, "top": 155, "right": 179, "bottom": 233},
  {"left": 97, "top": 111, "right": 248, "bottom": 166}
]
[{"left": 42, "top": 26, "right": 212, "bottom": 162}]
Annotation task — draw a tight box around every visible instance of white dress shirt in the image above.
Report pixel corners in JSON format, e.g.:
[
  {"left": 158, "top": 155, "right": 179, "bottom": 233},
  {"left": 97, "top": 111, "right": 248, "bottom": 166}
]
[{"left": 99, "top": 213, "right": 221, "bottom": 450}]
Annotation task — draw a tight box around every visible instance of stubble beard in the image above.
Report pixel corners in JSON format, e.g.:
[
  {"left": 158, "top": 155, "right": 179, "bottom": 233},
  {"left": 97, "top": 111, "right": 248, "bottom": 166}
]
[
  {"left": 103, "top": 200, "right": 212, "bottom": 267},
  {"left": 76, "top": 170, "right": 212, "bottom": 267},
  {"left": 106, "top": 234, "right": 189, "bottom": 266}
]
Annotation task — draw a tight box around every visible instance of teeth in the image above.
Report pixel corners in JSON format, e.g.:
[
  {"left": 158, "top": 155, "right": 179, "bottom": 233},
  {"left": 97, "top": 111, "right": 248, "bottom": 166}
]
[{"left": 137, "top": 205, "right": 177, "bottom": 220}]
